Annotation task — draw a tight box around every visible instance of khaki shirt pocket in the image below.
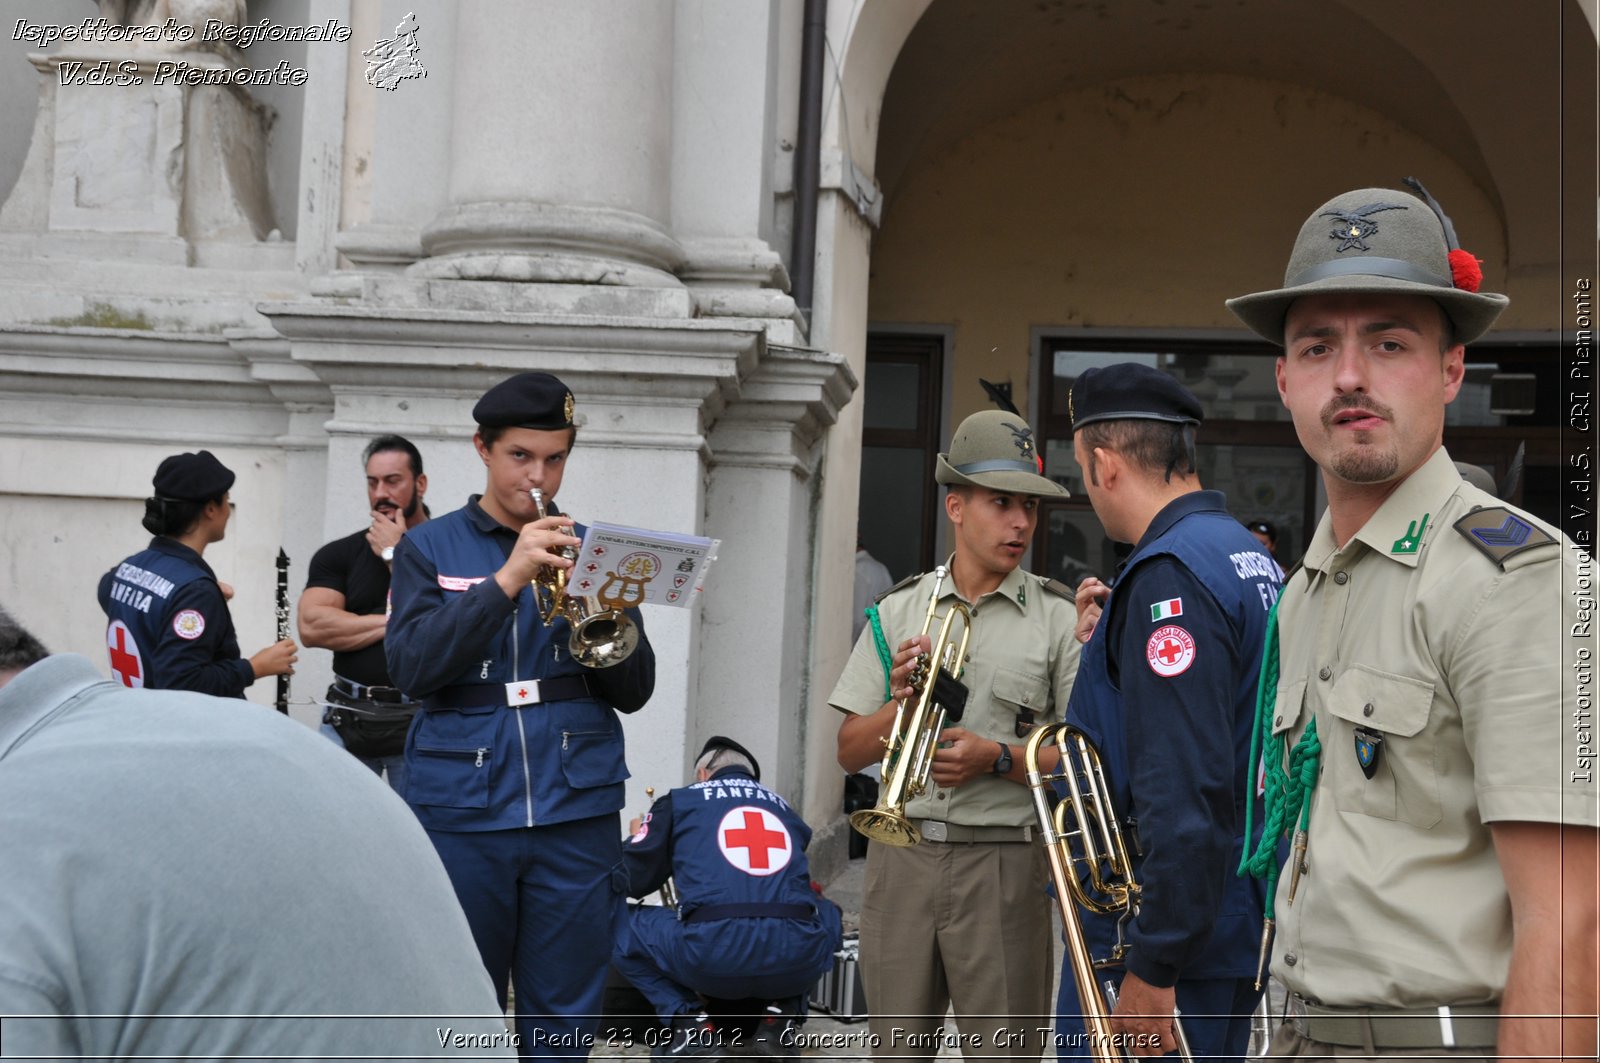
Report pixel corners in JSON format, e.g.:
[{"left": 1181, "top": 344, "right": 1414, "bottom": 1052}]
[
  {"left": 1326, "top": 666, "right": 1439, "bottom": 828},
  {"left": 992, "top": 666, "right": 1049, "bottom": 733}
]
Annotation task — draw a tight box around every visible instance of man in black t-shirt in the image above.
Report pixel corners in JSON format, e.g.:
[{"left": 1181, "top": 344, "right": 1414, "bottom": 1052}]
[{"left": 298, "top": 435, "right": 430, "bottom": 792}]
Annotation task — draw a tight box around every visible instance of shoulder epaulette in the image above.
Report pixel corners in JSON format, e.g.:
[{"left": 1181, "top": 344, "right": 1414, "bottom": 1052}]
[
  {"left": 1041, "top": 577, "right": 1075, "bottom": 601},
  {"left": 874, "top": 573, "right": 922, "bottom": 604},
  {"left": 1452, "top": 506, "right": 1558, "bottom": 569}
]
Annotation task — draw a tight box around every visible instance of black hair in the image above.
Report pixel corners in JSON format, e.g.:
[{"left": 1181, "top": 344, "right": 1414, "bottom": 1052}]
[
  {"left": 477, "top": 425, "right": 578, "bottom": 450},
  {"left": 363, "top": 434, "right": 424, "bottom": 478},
  {"left": 141, "top": 493, "right": 225, "bottom": 537},
  {"left": 1077, "top": 420, "right": 1197, "bottom": 485},
  {"left": 0, "top": 605, "right": 49, "bottom": 674}
]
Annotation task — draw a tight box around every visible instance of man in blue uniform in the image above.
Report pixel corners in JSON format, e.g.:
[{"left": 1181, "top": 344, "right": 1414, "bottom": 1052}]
[
  {"left": 97, "top": 450, "right": 297, "bottom": 697},
  {"left": 612, "top": 736, "right": 841, "bottom": 1061},
  {"left": 1055, "top": 364, "right": 1280, "bottom": 1062},
  {"left": 386, "top": 371, "right": 656, "bottom": 1060}
]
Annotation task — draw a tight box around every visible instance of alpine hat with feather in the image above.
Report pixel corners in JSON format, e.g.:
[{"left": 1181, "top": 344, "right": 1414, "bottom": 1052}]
[{"left": 1226, "top": 179, "right": 1508, "bottom": 346}]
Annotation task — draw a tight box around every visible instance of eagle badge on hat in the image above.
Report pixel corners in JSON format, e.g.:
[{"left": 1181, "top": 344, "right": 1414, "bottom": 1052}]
[
  {"left": 563, "top": 391, "right": 574, "bottom": 424},
  {"left": 1321, "top": 202, "right": 1408, "bottom": 252}
]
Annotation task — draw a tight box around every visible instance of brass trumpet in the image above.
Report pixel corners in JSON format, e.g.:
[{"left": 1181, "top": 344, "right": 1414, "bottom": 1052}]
[
  {"left": 1024, "top": 723, "right": 1193, "bottom": 1063},
  {"left": 849, "top": 566, "right": 972, "bottom": 847},
  {"left": 529, "top": 488, "right": 640, "bottom": 669}
]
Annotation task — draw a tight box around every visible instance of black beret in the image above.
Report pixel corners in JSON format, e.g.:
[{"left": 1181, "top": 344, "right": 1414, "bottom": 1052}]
[
  {"left": 152, "top": 450, "right": 235, "bottom": 502},
  {"left": 1069, "top": 363, "right": 1203, "bottom": 431},
  {"left": 473, "top": 372, "right": 575, "bottom": 431},
  {"left": 1246, "top": 519, "right": 1277, "bottom": 539},
  {"left": 700, "top": 735, "right": 760, "bottom": 783}
]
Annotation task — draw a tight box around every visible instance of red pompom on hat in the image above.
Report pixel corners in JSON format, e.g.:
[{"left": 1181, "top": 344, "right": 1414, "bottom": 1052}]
[{"left": 1449, "top": 248, "right": 1483, "bottom": 293}]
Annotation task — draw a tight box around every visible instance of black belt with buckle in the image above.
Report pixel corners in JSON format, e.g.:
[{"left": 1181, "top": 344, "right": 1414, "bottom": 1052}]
[
  {"left": 683, "top": 902, "right": 815, "bottom": 924},
  {"left": 1288, "top": 995, "right": 1498, "bottom": 1049},
  {"left": 421, "top": 675, "right": 595, "bottom": 710},
  {"left": 330, "top": 675, "right": 411, "bottom": 704}
]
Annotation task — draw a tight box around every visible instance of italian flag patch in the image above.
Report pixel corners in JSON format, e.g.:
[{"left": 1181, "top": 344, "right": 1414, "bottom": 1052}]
[{"left": 1150, "top": 598, "right": 1183, "bottom": 622}]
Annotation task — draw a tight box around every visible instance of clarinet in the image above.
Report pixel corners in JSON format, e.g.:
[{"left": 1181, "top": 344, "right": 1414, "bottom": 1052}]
[{"left": 275, "top": 547, "right": 290, "bottom": 715}]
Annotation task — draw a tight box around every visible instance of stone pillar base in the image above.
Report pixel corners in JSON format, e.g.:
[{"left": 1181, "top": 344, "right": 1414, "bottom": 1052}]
[{"left": 413, "top": 201, "right": 686, "bottom": 287}]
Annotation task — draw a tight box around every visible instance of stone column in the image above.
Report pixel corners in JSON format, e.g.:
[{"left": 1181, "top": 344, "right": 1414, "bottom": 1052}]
[
  {"left": 411, "top": 0, "right": 683, "bottom": 286},
  {"left": 699, "top": 348, "right": 855, "bottom": 799}
]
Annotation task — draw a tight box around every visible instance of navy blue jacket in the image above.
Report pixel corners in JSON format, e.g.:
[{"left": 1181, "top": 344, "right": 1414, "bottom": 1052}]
[
  {"left": 615, "top": 767, "right": 822, "bottom": 920},
  {"left": 1066, "top": 491, "right": 1280, "bottom": 986},
  {"left": 386, "top": 496, "right": 655, "bottom": 832},
  {"left": 96, "top": 537, "right": 253, "bottom": 697}
]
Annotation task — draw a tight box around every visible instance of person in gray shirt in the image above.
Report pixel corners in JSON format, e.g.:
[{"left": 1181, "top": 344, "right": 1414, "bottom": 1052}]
[{"left": 0, "top": 605, "right": 516, "bottom": 1061}]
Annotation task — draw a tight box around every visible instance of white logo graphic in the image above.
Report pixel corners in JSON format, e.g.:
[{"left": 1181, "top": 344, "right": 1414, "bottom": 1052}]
[
  {"left": 1146, "top": 625, "right": 1196, "bottom": 677},
  {"left": 716, "top": 806, "right": 792, "bottom": 876},
  {"left": 364, "top": 12, "right": 425, "bottom": 91},
  {"left": 107, "top": 620, "right": 145, "bottom": 688},
  {"left": 172, "top": 609, "right": 206, "bottom": 641}
]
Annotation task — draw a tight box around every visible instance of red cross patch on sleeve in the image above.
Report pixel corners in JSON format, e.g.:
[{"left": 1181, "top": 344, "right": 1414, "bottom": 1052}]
[{"left": 1146, "top": 625, "right": 1196, "bottom": 677}]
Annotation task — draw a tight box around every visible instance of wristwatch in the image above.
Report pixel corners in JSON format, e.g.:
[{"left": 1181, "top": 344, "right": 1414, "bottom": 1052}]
[
  {"left": 380, "top": 545, "right": 395, "bottom": 562},
  {"left": 991, "top": 742, "right": 1013, "bottom": 776}
]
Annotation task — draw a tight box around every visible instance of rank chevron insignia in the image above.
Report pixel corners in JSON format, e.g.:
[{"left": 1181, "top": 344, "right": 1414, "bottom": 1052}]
[
  {"left": 1453, "top": 506, "right": 1557, "bottom": 568},
  {"left": 1469, "top": 513, "right": 1531, "bottom": 548}
]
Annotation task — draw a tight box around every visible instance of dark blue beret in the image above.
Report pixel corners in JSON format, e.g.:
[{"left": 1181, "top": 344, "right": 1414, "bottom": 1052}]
[
  {"left": 473, "top": 372, "right": 575, "bottom": 431},
  {"left": 152, "top": 450, "right": 234, "bottom": 502},
  {"left": 700, "top": 734, "right": 760, "bottom": 783},
  {"left": 1069, "top": 363, "right": 1203, "bottom": 431}
]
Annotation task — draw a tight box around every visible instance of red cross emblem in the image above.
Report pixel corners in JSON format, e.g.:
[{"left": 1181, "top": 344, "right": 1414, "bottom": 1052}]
[
  {"left": 107, "top": 621, "right": 144, "bottom": 688},
  {"left": 578, "top": 579, "right": 593, "bottom": 591},
  {"left": 591, "top": 545, "right": 607, "bottom": 558},
  {"left": 585, "top": 562, "right": 600, "bottom": 573},
  {"left": 1146, "top": 625, "right": 1196, "bottom": 677},
  {"left": 517, "top": 687, "right": 530, "bottom": 700},
  {"left": 717, "top": 806, "right": 791, "bottom": 876}
]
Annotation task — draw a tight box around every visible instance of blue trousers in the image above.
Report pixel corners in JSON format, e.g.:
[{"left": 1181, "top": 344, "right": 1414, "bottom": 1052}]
[
  {"left": 319, "top": 721, "right": 408, "bottom": 796},
  {"left": 1056, "top": 967, "right": 1263, "bottom": 1063},
  {"left": 613, "top": 902, "right": 840, "bottom": 1022},
  {"left": 428, "top": 816, "right": 622, "bottom": 1060}
]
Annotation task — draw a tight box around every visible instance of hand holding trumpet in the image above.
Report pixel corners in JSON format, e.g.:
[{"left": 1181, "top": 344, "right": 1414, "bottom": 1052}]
[{"left": 494, "top": 514, "right": 581, "bottom": 600}]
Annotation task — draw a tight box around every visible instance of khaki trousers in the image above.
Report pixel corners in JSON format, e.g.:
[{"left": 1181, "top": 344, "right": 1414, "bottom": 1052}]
[{"left": 860, "top": 837, "right": 1053, "bottom": 1061}]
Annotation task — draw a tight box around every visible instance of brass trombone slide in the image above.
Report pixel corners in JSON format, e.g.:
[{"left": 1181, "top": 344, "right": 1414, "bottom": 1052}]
[{"left": 1025, "top": 723, "right": 1193, "bottom": 1063}]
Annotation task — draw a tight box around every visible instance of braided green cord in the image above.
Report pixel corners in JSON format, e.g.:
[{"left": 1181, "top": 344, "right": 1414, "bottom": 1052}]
[
  {"left": 1237, "top": 598, "right": 1321, "bottom": 921},
  {"left": 866, "top": 605, "right": 894, "bottom": 703}
]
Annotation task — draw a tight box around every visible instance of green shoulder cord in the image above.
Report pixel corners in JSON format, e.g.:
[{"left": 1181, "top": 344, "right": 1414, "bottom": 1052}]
[
  {"left": 1236, "top": 596, "right": 1321, "bottom": 989},
  {"left": 865, "top": 604, "right": 894, "bottom": 703}
]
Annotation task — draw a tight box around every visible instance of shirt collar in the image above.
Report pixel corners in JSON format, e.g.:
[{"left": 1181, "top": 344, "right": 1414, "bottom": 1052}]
[
  {"left": 465, "top": 494, "right": 516, "bottom": 536},
  {"left": 938, "top": 555, "right": 1030, "bottom": 612},
  {"left": 1134, "top": 490, "right": 1230, "bottom": 553},
  {"left": 1303, "top": 447, "right": 1463, "bottom": 572},
  {"left": 0, "top": 654, "right": 110, "bottom": 761},
  {"left": 708, "top": 766, "right": 758, "bottom": 785}
]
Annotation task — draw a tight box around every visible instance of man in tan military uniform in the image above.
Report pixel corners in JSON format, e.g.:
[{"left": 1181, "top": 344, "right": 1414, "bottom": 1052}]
[
  {"left": 1228, "top": 184, "right": 1598, "bottom": 1061},
  {"left": 831, "top": 409, "right": 1081, "bottom": 1061}
]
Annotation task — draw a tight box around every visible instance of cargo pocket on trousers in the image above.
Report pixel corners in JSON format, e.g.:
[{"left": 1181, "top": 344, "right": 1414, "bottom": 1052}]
[{"left": 1327, "top": 665, "right": 1438, "bottom": 827}]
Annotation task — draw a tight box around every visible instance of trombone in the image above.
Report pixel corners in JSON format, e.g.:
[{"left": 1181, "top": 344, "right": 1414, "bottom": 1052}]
[
  {"left": 1024, "top": 723, "right": 1193, "bottom": 1063},
  {"left": 849, "top": 565, "right": 972, "bottom": 847},
  {"left": 529, "top": 488, "right": 640, "bottom": 669}
]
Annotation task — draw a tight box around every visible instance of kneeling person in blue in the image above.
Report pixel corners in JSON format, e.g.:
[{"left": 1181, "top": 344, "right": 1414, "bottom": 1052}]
[
  {"left": 613, "top": 736, "right": 842, "bottom": 1061},
  {"left": 386, "top": 371, "right": 657, "bottom": 1059},
  {"left": 1055, "top": 364, "right": 1281, "bottom": 1063}
]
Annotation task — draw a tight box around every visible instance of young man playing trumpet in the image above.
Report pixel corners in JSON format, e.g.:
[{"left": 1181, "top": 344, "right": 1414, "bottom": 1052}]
[
  {"left": 386, "top": 371, "right": 656, "bottom": 1060},
  {"left": 830, "top": 409, "right": 1081, "bottom": 1061}
]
